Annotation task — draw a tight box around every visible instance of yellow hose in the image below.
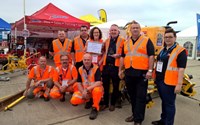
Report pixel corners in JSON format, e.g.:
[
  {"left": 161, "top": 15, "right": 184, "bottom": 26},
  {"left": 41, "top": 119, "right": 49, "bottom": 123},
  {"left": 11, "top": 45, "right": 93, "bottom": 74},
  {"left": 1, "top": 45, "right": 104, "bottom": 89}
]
[{"left": 4, "top": 96, "right": 25, "bottom": 111}]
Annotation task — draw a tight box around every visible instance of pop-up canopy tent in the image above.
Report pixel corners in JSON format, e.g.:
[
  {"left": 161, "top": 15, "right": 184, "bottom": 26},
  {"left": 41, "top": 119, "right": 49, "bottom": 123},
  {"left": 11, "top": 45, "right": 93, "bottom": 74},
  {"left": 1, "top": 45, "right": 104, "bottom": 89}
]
[
  {"left": 80, "top": 14, "right": 103, "bottom": 26},
  {"left": 0, "top": 18, "right": 11, "bottom": 31},
  {"left": 12, "top": 3, "right": 90, "bottom": 33}
]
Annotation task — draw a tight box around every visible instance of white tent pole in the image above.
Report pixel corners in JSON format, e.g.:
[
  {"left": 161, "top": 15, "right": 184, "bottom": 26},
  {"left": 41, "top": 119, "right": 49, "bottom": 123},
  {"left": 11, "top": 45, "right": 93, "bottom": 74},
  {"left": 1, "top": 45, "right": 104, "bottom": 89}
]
[
  {"left": 23, "top": 0, "right": 27, "bottom": 57},
  {"left": 14, "top": 26, "right": 17, "bottom": 43}
]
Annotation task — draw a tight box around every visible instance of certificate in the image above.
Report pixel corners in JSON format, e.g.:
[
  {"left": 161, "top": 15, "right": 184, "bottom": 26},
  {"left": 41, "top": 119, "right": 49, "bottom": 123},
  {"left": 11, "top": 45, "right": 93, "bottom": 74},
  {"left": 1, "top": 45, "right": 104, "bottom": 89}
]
[
  {"left": 62, "top": 80, "right": 68, "bottom": 87},
  {"left": 86, "top": 41, "right": 102, "bottom": 54}
]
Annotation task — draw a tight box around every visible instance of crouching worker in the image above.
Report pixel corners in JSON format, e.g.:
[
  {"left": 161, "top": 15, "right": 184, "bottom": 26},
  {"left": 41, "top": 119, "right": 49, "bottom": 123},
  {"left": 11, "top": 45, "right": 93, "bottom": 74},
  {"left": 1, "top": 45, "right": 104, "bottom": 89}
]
[
  {"left": 70, "top": 53, "right": 103, "bottom": 120},
  {"left": 23, "top": 56, "right": 54, "bottom": 101},
  {"left": 50, "top": 55, "right": 78, "bottom": 102}
]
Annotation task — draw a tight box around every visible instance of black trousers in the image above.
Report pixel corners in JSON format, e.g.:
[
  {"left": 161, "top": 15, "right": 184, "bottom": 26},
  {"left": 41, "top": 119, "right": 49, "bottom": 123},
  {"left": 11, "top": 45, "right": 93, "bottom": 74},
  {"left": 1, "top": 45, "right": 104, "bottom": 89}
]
[
  {"left": 125, "top": 75, "right": 148, "bottom": 123},
  {"left": 102, "top": 65, "right": 120, "bottom": 106}
]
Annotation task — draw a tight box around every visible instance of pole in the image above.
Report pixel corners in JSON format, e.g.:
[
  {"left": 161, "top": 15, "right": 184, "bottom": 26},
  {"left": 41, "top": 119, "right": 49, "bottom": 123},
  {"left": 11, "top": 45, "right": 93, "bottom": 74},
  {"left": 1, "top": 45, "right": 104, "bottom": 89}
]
[{"left": 23, "top": 0, "right": 27, "bottom": 57}]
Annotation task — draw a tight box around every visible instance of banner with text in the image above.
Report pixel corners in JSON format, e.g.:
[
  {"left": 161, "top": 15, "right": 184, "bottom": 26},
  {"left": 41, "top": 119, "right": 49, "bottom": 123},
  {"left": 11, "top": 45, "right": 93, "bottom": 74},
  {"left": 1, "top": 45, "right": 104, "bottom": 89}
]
[{"left": 197, "top": 13, "right": 200, "bottom": 57}]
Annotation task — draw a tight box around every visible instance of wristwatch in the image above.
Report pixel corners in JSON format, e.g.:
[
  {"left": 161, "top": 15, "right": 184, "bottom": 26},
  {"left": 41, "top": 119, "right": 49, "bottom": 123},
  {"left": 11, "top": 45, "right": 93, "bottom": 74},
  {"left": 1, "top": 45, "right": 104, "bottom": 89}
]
[{"left": 148, "top": 69, "right": 153, "bottom": 73}]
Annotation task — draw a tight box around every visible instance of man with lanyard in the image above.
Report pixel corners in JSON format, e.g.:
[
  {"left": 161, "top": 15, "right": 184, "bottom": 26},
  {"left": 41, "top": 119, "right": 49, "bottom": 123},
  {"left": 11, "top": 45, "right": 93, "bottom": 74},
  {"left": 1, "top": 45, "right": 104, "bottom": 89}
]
[
  {"left": 50, "top": 55, "right": 78, "bottom": 102},
  {"left": 23, "top": 56, "right": 54, "bottom": 101},
  {"left": 152, "top": 28, "right": 187, "bottom": 125},
  {"left": 49, "top": 30, "right": 72, "bottom": 67},
  {"left": 119, "top": 20, "right": 155, "bottom": 125},
  {"left": 70, "top": 53, "right": 103, "bottom": 120},
  {"left": 71, "top": 25, "right": 89, "bottom": 69},
  {"left": 101, "top": 24, "right": 125, "bottom": 111}
]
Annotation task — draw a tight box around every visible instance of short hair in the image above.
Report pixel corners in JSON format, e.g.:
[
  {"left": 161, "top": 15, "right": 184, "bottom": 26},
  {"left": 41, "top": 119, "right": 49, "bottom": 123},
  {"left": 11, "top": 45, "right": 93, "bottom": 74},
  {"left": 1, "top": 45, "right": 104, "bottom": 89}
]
[
  {"left": 80, "top": 25, "right": 88, "bottom": 30},
  {"left": 165, "top": 28, "right": 176, "bottom": 37},
  {"left": 111, "top": 24, "right": 119, "bottom": 28},
  {"left": 60, "top": 54, "right": 69, "bottom": 60},
  {"left": 89, "top": 27, "right": 102, "bottom": 40}
]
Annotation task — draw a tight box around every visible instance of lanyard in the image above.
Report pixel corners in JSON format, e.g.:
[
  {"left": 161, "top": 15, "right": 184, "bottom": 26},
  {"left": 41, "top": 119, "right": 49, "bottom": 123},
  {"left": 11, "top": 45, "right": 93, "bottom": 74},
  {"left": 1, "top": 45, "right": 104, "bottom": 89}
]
[
  {"left": 83, "top": 68, "right": 91, "bottom": 83},
  {"left": 39, "top": 69, "right": 45, "bottom": 79},
  {"left": 61, "top": 68, "right": 69, "bottom": 80},
  {"left": 160, "top": 43, "right": 176, "bottom": 60}
]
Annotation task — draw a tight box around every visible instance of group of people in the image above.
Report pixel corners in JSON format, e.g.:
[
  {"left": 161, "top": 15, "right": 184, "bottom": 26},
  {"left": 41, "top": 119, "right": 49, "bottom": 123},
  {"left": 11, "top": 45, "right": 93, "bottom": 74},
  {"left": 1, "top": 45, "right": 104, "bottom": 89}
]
[{"left": 23, "top": 20, "right": 187, "bottom": 125}]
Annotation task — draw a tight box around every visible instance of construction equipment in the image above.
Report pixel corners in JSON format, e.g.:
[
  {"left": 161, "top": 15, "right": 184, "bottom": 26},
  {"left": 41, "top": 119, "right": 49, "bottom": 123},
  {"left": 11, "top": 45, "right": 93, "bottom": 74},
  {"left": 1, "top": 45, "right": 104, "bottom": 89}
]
[{"left": 0, "top": 51, "right": 40, "bottom": 81}]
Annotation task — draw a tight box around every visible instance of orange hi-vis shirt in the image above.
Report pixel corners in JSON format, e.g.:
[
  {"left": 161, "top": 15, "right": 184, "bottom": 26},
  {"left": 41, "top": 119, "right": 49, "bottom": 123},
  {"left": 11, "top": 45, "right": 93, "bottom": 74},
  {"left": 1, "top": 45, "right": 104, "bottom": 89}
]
[
  {"left": 53, "top": 64, "right": 78, "bottom": 84},
  {"left": 78, "top": 64, "right": 98, "bottom": 88},
  {"left": 124, "top": 35, "right": 149, "bottom": 70},
  {"left": 164, "top": 45, "right": 185, "bottom": 86},
  {"left": 52, "top": 38, "right": 72, "bottom": 65},
  {"left": 28, "top": 65, "right": 54, "bottom": 84},
  {"left": 103, "top": 36, "right": 125, "bottom": 67},
  {"left": 73, "top": 36, "right": 85, "bottom": 63}
]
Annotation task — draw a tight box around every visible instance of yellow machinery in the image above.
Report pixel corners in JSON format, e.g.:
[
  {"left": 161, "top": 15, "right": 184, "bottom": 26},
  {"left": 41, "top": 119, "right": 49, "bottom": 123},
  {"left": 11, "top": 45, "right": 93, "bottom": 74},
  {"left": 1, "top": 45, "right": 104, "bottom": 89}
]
[{"left": 0, "top": 52, "right": 40, "bottom": 81}]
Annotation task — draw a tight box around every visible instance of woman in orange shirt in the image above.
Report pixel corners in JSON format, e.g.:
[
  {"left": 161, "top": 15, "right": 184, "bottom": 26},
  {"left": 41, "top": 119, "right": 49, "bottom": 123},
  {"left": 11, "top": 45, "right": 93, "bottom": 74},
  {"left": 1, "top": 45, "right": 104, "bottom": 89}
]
[{"left": 85, "top": 27, "right": 105, "bottom": 71}]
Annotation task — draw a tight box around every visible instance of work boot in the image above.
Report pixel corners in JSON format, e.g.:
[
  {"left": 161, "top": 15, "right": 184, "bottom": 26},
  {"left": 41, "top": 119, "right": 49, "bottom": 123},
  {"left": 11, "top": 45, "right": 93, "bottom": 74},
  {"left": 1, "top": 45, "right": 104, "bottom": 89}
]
[
  {"left": 44, "top": 97, "right": 50, "bottom": 102},
  {"left": 100, "top": 105, "right": 108, "bottom": 111},
  {"left": 85, "top": 99, "right": 92, "bottom": 109},
  {"left": 134, "top": 122, "right": 142, "bottom": 125},
  {"left": 115, "top": 99, "right": 122, "bottom": 108},
  {"left": 60, "top": 93, "right": 66, "bottom": 102},
  {"left": 151, "top": 120, "right": 165, "bottom": 125},
  {"left": 125, "top": 115, "right": 134, "bottom": 122},
  {"left": 89, "top": 107, "right": 98, "bottom": 120},
  {"left": 109, "top": 105, "right": 115, "bottom": 111}
]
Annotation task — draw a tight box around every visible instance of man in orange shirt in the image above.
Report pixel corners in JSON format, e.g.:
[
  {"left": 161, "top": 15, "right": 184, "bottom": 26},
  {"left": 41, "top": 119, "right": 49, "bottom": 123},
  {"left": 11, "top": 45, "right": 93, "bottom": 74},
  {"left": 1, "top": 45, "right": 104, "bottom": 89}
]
[
  {"left": 23, "top": 56, "right": 54, "bottom": 101},
  {"left": 71, "top": 25, "right": 89, "bottom": 69},
  {"left": 70, "top": 53, "right": 103, "bottom": 120},
  {"left": 50, "top": 55, "right": 78, "bottom": 102},
  {"left": 49, "top": 30, "right": 72, "bottom": 67}
]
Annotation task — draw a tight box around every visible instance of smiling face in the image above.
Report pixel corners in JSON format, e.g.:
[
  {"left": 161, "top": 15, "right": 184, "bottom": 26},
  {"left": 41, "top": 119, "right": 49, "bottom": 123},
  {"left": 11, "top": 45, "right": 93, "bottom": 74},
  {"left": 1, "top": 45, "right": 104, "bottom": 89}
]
[
  {"left": 93, "top": 28, "right": 100, "bottom": 41},
  {"left": 83, "top": 53, "right": 92, "bottom": 68},
  {"left": 164, "top": 29, "right": 177, "bottom": 47},
  {"left": 38, "top": 56, "right": 47, "bottom": 69},
  {"left": 109, "top": 25, "right": 119, "bottom": 38},
  {"left": 60, "top": 55, "right": 69, "bottom": 68},
  {"left": 58, "top": 30, "right": 66, "bottom": 41}
]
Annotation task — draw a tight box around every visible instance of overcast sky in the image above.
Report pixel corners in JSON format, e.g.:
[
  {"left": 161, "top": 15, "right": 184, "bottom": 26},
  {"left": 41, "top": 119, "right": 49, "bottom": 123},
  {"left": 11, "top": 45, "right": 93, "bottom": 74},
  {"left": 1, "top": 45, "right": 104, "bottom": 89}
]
[{"left": 1, "top": 0, "right": 200, "bottom": 31}]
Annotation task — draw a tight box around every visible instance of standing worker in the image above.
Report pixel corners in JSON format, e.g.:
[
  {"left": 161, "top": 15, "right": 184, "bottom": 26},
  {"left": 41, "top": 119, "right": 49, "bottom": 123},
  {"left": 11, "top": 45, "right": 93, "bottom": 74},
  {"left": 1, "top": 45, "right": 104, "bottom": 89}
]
[
  {"left": 152, "top": 28, "right": 187, "bottom": 125},
  {"left": 49, "top": 55, "right": 78, "bottom": 102},
  {"left": 70, "top": 53, "right": 103, "bottom": 120},
  {"left": 119, "top": 20, "right": 155, "bottom": 125},
  {"left": 84, "top": 27, "right": 105, "bottom": 71},
  {"left": 49, "top": 30, "right": 72, "bottom": 67},
  {"left": 71, "top": 25, "right": 89, "bottom": 69},
  {"left": 101, "top": 24, "right": 125, "bottom": 111},
  {"left": 23, "top": 56, "right": 54, "bottom": 101}
]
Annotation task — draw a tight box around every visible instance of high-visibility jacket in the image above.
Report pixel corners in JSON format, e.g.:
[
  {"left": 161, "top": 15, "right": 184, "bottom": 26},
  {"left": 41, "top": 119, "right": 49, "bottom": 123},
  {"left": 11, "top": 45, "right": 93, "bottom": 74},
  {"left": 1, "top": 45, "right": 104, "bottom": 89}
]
[
  {"left": 124, "top": 36, "right": 149, "bottom": 70},
  {"left": 52, "top": 38, "right": 72, "bottom": 65},
  {"left": 78, "top": 64, "right": 98, "bottom": 88},
  {"left": 50, "top": 64, "right": 78, "bottom": 99},
  {"left": 103, "top": 36, "right": 125, "bottom": 67},
  {"left": 28, "top": 65, "right": 53, "bottom": 86},
  {"left": 164, "top": 45, "right": 185, "bottom": 86},
  {"left": 73, "top": 36, "right": 85, "bottom": 63},
  {"left": 53, "top": 64, "right": 77, "bottom": 84}
]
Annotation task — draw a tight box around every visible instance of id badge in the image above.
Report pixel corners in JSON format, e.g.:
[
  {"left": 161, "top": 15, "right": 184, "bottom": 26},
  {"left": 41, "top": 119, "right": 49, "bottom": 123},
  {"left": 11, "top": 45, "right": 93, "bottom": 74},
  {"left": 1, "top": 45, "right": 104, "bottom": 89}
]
[
  {"left": 156, "top": 61, "right": 163, "bottom": 72},
  {"left": 62, "top": 80, "right": 68, "bottom": 87},
  {"left": 92, "top": 55, "right": 98, "bottom": 63}
]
